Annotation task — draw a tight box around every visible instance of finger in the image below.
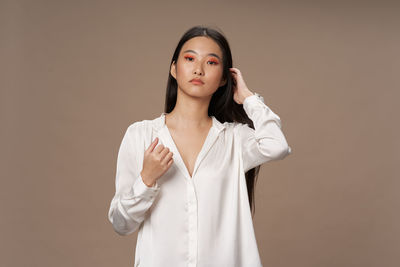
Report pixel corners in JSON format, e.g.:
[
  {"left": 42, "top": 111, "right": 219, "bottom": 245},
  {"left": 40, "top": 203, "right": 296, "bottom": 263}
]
[
  {"left": 154, "top": 143, "right": 165, "bottom": 153},
  {"left": 166, "top": 156, "right": 174, "bottom": 167},
  {"left": 161, "top": 151, "right": 173, "bottom": 165},
  {"left": 147, "top": 137, "right": 159, "bottom": 153},
  {"left": 159, "top": 147, "right": 171, "bottom": 159},
  {"left": 232, "top": 69, "right": 241, "bottom": 75}
]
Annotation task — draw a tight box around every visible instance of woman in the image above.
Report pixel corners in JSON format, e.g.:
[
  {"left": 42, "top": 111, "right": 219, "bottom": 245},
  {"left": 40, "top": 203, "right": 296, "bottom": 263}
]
[{"left": 108, "top": 25, "right": 292, "bottom": 267}]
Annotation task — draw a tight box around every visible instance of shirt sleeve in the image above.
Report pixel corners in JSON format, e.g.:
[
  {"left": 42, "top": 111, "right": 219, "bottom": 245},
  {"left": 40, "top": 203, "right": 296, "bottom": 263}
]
[
  {"left": 107, "top": 123, "right": 161, "bottom": 236},
  {"left": 235, "top": 94, "right": 292, "bottom": 173}
]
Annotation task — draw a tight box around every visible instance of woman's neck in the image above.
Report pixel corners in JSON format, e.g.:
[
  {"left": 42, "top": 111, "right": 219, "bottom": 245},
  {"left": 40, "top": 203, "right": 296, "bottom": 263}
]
[{"left": 165, "top": 91, "right": 212, "bottom": 130}]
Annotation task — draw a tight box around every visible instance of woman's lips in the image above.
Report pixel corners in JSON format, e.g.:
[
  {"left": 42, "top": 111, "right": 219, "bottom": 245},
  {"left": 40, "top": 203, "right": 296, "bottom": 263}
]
[
  {"left": 190, "top": 80, "right": 204, "bottom": 85},
  {"left": 190, "top": 78, "right": 204, "bottom": 85}
]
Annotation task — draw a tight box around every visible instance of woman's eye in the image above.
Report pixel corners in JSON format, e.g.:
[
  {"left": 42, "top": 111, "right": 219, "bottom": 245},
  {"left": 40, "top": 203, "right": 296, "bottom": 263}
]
[
  {"left": 184, "top": 55, "right": 218, "bottom": 65},
  {"left": 184, "top": 56, "right": 194, "bottom": 61},
  {"left": 208, "top": 58, "right": 219, "bottom": 65}
]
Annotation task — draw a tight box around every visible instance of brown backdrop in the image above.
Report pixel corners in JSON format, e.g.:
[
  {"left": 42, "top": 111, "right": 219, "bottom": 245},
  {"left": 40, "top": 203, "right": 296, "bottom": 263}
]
[{"left": 1, "top": 0, "right": 399, "bottom": 266}]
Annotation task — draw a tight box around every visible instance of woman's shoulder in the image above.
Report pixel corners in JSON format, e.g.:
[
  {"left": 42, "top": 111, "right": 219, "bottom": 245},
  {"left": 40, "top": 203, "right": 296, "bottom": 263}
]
[
  {"left": 120, "top": 119, "right": 153, "bottom": 149},
  {"left": 222, "top": 120, "right": 247, "bottom": 130},
  {"left": 217, "top": 120, "right": 250, "bottom": 139},
  {"left": 221, "top": 121, "right": 239, "bottom": 129},
  {"left": 223, "top": 121, "right": 254, "bottom": 139},
  {"left": 124, "top": 114, "right": 164, "bottom": 134}
]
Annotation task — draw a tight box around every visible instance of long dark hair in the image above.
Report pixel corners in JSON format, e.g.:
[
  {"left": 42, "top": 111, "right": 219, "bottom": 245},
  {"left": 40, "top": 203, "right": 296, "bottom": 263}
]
[{"left": 164, "top": 25, "right": 261, "bottom": 218}]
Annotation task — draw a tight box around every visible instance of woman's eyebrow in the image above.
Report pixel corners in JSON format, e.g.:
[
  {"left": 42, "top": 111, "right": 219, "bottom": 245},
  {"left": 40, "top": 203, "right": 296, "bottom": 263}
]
[{"left": 183, "top": 49, "right": 221, "bottom": 60}]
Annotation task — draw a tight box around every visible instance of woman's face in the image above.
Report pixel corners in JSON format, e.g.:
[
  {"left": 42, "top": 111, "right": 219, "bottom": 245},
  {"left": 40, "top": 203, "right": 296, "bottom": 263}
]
[{"left": 170, "top": 36, "right": 226, "bottom": 99}]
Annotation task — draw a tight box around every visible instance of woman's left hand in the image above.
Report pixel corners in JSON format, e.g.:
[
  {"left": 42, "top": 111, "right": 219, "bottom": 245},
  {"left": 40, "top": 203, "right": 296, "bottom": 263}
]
[{"left": 230, "top": 67, "right": 254, "bottom": 105}]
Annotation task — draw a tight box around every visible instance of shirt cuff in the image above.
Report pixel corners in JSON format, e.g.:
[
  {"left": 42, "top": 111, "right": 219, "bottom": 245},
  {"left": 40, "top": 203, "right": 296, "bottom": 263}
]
[
  {"left": 243, "top": 94, "right": 264, "bottom": 110},
  {"left": 131, "top": 174, "right": 160, "bottom": 201},
  {"left": 243, "top": 93, "right": 267, "bottom": 114}
]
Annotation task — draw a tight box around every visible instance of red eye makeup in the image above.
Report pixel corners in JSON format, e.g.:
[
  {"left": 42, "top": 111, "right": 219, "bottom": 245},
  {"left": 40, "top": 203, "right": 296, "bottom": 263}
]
[
  {"left": 208, "top": 58, "right": 219, "bottom": 65},
  {"left": 183, "top": 54, "right": 219, "bottom": 65},
  {"left": 184, "top": 55, "right": 194, "bottom": 61}
]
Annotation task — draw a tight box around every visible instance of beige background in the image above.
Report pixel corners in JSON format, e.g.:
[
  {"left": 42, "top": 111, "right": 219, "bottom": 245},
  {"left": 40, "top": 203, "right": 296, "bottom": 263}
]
[{"left": 1, "top": 0, "right": 399, "bottom": 266}]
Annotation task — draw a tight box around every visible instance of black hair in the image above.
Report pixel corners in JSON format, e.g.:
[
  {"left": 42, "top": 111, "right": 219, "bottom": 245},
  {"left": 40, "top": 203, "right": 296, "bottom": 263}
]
[{"left": 164, "top": 25, "right": 261, "bottom": 218}]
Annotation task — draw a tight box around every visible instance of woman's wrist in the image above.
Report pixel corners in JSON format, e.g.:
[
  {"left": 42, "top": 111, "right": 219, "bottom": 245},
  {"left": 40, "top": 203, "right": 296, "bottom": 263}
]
[
  {"left": 141, "top": 171, "right": 156, "bottom": 187},
  {"left": 241, "top": 91, "right": 254, "bottom": 104}
]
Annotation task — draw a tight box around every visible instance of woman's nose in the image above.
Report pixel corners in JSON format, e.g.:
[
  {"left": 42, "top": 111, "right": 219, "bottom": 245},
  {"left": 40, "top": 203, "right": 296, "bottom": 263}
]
[{"left": 193, "top": 63, "right": 204, "bottom": 75}]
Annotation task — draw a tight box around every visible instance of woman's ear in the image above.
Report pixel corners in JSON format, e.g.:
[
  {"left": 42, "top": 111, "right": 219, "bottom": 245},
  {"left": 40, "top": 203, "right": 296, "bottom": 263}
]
[{"left": 170, "top": 61, "right": 177, "bottom": 79}]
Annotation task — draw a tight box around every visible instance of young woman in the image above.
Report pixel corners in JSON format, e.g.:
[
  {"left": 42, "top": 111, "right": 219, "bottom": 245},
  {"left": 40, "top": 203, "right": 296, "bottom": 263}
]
[{"left": 108, "top": 25, "right": 292, "bottom": 267}]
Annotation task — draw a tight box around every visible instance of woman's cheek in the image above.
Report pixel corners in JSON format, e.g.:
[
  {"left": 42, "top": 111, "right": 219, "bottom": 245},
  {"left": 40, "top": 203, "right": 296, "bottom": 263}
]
[{"left": 211, "top": 71, "right": 223, "bottom": 84}]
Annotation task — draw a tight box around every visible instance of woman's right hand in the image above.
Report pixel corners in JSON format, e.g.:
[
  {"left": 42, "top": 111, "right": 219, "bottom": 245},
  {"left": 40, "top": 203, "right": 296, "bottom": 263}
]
[{"left": 140, "top": 137, "right": 174, "bottom": 187}]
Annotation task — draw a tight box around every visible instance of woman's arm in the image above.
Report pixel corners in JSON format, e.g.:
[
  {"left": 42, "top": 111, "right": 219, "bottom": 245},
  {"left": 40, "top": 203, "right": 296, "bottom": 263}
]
[
  {"left": 108, "top": 123, "right": 160, "bottom": 236},
  {"left": 235, "top": 93, "right": 292, "bottom": 173}
]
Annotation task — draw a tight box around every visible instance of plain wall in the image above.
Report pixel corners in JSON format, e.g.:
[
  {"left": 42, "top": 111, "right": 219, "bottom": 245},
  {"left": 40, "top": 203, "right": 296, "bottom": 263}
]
[{"left": 1, "top": 0, "right": 399, "bottom": 266}]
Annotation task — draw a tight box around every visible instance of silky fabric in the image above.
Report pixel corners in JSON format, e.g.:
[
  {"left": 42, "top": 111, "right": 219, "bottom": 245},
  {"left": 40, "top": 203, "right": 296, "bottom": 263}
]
[{"left": 108, "top": 94, "right": 292, "bottom": 267}]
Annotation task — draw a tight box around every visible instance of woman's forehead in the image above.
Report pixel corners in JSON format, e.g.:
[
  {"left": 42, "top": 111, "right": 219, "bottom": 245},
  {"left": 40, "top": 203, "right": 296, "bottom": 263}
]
[{"left": 181, "top": 37, "right": 222, "bottom": 58}]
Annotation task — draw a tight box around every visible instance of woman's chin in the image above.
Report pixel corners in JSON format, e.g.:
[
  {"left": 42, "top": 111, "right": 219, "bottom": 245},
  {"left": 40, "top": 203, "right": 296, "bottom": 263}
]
[
  {"left": 191, "top": 90, "right": 216, "bottom": 98},
  {"left": 179, "top": 86, "right": 217, "bottom": 99}
]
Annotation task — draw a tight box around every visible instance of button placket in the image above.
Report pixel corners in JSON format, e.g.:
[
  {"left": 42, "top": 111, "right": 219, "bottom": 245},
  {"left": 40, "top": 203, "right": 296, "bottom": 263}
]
[{"left": 187, "top": 179, "right": 198, "bottom": 266}]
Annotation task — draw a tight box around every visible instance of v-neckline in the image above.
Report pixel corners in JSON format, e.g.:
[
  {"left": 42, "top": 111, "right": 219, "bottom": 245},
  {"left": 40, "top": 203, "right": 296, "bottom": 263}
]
[{"left": 161, "top": 113, "right": 215, "bottom": 180}]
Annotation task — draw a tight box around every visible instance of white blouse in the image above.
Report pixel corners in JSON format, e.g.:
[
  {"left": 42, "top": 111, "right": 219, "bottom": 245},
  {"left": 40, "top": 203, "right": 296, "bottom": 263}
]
[{"left": 108, "top": 93, "right": 292, "bottom": 267}]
